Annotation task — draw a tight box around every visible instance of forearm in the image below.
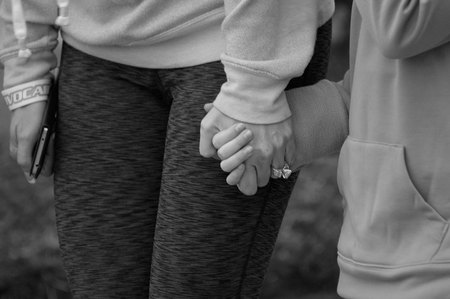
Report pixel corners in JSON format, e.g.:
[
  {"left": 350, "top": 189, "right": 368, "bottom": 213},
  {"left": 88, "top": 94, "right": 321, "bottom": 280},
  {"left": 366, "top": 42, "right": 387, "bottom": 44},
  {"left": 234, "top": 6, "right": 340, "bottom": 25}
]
[
  {"left": 215, "top": 0, "right": 335, "bottom": 124},
  {"left": 1, "top": 0, "right": 59, "bottom": 90},
  {"left": 286, "top": 78, "right": 350, "bottom": 169}
]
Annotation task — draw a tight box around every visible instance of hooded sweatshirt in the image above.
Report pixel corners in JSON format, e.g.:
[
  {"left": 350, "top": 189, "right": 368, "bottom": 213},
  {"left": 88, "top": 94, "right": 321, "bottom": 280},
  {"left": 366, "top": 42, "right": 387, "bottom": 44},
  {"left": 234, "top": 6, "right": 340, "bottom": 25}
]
[
  {"left": 284, "top": 1, "right": 450, "bottom": 298},
  {"left": 0, "top": 0, "right": 334, "bottom": 124}
]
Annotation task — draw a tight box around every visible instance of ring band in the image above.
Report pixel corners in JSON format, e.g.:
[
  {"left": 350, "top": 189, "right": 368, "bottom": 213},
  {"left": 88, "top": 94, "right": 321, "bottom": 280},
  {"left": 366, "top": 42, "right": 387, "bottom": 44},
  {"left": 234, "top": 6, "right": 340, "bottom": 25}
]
[
  {"left": 281, "top": 163, "right": 292, "bottom": 179},
  {"left": 271, "top": 167, "right": 283, "bottom": 179},
  {"left": 271, "top": 163, "right": 292, "bottom": 179}
]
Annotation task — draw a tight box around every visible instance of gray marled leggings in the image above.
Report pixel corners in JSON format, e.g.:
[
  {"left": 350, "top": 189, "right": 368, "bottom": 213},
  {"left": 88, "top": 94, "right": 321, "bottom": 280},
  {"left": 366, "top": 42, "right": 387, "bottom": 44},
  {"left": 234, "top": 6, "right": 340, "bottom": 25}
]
[{"left": 54, "top": 43, "right": 299, "bottom": 299}]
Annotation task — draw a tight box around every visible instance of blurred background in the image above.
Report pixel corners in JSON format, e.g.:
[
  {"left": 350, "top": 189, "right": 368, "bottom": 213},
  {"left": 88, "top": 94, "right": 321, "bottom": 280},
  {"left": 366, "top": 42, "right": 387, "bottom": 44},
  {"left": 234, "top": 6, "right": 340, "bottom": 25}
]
[{"left": 0, "top": 1, "right": 351, "bottom": 298}]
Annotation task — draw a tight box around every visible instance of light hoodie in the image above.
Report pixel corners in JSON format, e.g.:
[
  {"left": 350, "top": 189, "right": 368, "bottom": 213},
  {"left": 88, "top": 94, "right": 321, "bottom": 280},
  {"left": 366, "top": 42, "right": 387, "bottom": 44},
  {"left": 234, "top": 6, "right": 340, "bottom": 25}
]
[
  {"left": 0, "top": 0, "right": 334, "bottom": 124},
  {"left": 284, "top": 1, "right": 450, "bottom": 298}
]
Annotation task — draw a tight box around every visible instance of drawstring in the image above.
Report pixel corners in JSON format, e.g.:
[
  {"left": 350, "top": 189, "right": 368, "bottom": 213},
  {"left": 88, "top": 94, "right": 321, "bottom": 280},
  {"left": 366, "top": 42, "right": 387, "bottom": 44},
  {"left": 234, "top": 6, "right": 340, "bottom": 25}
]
[
  {"left": 11, "top": 0, "right": 70, "bottom": 59},
  {"left": 11, "top": 0, "right": 31, "bottom": 58},
  {"left": 55, "top": 0, "right": 70, "bottom": 26}
]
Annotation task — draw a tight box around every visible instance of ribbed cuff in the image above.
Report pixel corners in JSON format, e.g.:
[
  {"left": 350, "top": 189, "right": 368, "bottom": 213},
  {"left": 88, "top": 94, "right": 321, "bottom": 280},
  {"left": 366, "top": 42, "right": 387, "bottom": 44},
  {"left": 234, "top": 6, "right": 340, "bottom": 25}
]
[
  {"left": 286, "top": 80, "right": 349, "bottom": 168},
  {"left": 213, "top": 63, "right": 291, "bottom": 124}
]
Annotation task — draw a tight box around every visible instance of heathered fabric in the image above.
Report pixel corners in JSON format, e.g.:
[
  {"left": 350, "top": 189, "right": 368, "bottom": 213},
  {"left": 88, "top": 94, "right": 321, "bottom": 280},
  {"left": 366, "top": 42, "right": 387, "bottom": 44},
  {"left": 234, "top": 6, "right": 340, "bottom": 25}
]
[{"left": 53, "top": 22, "right": 330, "bottom": 299}]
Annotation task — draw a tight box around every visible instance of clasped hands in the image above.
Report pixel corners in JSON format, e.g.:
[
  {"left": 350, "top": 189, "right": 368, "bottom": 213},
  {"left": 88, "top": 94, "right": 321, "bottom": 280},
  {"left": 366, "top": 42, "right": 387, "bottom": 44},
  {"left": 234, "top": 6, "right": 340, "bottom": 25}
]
[{"left": 200, "top": 103, "right": 296, "bottom": 196}]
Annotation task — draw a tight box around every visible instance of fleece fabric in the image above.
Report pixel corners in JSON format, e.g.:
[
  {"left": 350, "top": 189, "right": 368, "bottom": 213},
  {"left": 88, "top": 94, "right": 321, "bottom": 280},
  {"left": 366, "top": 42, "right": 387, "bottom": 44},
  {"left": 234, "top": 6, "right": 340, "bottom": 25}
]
[
  {"left": 0, "top": 0, "right": 334, "bottom": 124},
  {"left": 286, "top": 1, "right": 450, "bottom": 298}
]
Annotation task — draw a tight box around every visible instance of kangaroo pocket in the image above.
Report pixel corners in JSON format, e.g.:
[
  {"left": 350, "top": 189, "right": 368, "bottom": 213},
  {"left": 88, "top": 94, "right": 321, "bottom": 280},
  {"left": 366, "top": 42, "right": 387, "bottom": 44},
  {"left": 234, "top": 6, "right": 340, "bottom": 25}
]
[{"left": 337, "top": 137, "right": 448, "bottom": 266}]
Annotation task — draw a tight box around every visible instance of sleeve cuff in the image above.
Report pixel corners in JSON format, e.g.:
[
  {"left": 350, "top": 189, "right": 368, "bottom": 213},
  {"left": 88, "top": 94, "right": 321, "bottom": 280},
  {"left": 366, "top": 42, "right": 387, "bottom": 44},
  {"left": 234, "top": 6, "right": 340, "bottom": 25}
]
[
  {"left": 286, "top": 80, "right": 349, "bottom": 168},
  {"left": 213, "top": 63, "right": 291, "bottom": 124},
  {"left": 2, "top": 47, "right": 58, "bottom": 90}
]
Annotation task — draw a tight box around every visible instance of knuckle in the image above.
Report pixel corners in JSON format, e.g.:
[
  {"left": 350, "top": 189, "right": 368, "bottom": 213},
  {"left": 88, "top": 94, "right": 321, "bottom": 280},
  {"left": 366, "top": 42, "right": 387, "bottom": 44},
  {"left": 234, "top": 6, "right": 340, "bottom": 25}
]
[
  {"left": 16, "top": 157, "right": 29, "bottom": 168},
  {"left": 212, "top": 137, "right": 222, "bottom": 150},
  {"left": 271, "top": 132, "right": 287, "bottom": 149},
  {"left": 17, "top": 131, "right": 34, "bottom": 143},
  {"left": 217, "top": 148, "right": 226, "bottom": 160},
  {"left": 200, "top": 119, "right": 213, "bottom": 132},
  {"left": 258, "top": 146, "right": 273, "bottom": 161},
  {"left": 239, "top": 129, "right": 253, "bottom": 142},
  {"left": 200, "top": 148, "right": 215, "bottom": 158},
  {"left": 248, "top": 152, "right": 269, "bottom": 167}
]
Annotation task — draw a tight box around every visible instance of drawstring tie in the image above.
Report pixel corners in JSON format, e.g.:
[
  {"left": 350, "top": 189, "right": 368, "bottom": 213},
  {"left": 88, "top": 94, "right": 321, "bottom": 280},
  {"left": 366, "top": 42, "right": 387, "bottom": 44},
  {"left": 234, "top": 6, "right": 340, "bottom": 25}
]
[
  {"left": 55, "top": 0, "right": 70, "bottom": 26},
  {"left": 12, "top": 0, "right": 31, "bottom": 58},
  {"left": 12, "top": 0, "right": 70, "bottom": 58}
]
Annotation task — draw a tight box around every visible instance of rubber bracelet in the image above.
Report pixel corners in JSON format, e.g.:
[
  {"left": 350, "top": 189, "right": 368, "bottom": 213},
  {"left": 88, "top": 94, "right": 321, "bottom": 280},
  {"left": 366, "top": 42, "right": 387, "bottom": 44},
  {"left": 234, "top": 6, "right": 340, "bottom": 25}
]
[{"left": 2, "top": 79, "right": 51, "bottom": 110}]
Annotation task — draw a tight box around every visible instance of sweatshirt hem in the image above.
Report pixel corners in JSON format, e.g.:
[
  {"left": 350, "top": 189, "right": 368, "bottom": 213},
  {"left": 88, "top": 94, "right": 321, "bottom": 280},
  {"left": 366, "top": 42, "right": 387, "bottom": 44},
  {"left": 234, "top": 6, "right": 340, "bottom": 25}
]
[{"left": 61, "top": 19, "right": 225, "bottom": 69}]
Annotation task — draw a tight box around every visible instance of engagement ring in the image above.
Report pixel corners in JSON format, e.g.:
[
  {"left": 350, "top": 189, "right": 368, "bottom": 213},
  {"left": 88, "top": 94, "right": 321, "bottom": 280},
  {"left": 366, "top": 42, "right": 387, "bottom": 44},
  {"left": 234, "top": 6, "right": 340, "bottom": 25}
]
[{"left": 271, "top": 163, "right": 292, "bottom": 179}]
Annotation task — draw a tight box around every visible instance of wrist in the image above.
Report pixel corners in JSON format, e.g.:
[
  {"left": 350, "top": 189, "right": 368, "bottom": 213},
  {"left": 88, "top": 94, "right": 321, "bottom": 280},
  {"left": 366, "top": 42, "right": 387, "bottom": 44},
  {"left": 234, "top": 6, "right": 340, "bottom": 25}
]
[
  {"left": 214, "top": 63, "right": 291, "bottom": 124},
  {"left": 2, "top": 79, "right": 51, "bottom": 110}
]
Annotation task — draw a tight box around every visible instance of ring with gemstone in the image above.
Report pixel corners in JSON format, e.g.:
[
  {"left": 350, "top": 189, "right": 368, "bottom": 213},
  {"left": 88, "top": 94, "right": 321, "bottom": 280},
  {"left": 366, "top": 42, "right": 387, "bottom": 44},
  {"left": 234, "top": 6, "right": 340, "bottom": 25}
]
[
  {"left": 271, "top": 167, "right": 283, "bottom": 179},
  {"left": 281, "top": 163, "right": 292, "bottom": 179}
]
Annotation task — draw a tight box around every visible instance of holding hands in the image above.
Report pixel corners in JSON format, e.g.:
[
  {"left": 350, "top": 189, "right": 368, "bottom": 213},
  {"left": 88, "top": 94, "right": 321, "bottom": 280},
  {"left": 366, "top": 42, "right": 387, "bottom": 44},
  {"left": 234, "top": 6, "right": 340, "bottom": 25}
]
[{"left": 200, "top": 103, "right": 296, "bottom": 196}]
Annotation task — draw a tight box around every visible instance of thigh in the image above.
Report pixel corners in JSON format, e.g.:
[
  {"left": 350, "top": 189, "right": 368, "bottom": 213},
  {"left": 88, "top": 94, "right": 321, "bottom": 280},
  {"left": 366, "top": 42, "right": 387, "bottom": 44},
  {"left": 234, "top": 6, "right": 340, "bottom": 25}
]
[
  {"left": 150, "top": 62, "right": 298, "bottom": 299},
  {"left": 54, "top": 43, "right": 169, "bottom": 299}
]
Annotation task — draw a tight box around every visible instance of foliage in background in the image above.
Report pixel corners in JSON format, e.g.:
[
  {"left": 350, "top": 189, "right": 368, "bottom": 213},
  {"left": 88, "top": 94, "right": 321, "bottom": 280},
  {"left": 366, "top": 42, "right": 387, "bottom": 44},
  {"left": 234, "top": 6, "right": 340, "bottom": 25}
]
[{"left": 0, "top": 1, "right": 352, "bottom": 298}]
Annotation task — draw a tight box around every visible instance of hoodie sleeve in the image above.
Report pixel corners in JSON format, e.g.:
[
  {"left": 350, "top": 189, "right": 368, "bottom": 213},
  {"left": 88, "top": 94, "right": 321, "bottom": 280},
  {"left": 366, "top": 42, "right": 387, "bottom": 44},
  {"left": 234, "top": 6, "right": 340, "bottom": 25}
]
[
  {"left": 214, "top": 0, "right": 335, "bottom": 124},
  {"left": 354, "top": 0, "right": 450, "bottom": 59},
  {"left": 286, "top": 73, "right": 351, "bottom": 169},
  {"left": 0, "top": 0, "right": 58, "bottom": 90}
]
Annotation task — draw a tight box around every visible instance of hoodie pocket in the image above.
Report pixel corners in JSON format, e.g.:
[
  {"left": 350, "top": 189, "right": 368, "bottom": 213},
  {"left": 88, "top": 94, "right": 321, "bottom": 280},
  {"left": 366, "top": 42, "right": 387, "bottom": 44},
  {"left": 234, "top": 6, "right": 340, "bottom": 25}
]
[{"left": 337, "top": 137, "right": 448, "bottom": 266}]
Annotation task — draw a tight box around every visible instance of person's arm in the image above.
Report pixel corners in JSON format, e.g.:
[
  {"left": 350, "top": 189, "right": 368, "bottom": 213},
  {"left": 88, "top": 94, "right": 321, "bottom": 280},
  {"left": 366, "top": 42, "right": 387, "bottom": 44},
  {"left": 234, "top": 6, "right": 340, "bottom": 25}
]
[
  {"left": 1, "top": 0, "right": 59, "bottom": 89},
  {"left": 215, "top": 0, "right": 334, "bottom": 124},
  {"left": 199, "top": 0, "right": 334, "bottom": 195},
  {"left": 1, "top": 0, "right": 59, "bottom": 182},
  {"left": 285, "top": 77, "right": 350, "bottom": 170},
  {"left": 354, "top": 0, "right": 450, "bottom": 59},
  {"left": 212, "top": 73, "right": 352, "bottom": 186}
]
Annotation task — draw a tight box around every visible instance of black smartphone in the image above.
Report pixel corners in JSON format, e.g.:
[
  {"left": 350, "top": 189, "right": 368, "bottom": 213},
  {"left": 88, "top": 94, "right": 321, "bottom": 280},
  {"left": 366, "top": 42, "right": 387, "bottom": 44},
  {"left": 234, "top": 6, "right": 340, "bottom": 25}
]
[{"left": 30, "top": 80, "right": 58, "bottom": 179}]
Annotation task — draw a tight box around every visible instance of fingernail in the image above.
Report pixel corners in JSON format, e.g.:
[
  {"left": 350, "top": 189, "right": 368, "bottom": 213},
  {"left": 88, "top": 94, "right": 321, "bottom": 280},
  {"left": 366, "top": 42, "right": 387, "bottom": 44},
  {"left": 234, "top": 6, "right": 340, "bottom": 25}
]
[
  {"left": 244, "top": 145, "right": 253, "bottom": 154},
  {"left": 24, "top": 172, "right": 36, "bottom": 184},
  {"left": 244, "top": 130, "right": 252, "bottom": 138},
  {"left": 235, "top": 123, "right": 245, "bottom": 132}
]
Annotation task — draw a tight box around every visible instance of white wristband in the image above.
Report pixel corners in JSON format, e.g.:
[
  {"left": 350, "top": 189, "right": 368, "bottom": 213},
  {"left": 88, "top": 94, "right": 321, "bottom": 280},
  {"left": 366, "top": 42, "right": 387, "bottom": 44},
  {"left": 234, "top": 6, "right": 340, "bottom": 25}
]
[{"left": 2, "top": 79, "right": 51, "bottom": 110}]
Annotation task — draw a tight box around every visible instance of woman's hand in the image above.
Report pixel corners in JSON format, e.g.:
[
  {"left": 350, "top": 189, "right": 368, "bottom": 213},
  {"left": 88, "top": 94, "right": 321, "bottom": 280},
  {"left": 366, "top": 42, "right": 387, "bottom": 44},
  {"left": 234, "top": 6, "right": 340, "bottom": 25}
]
[
  {"left": 204, "top": 103, "right": 255, "bottom": 185},
  {"left": 213, "top": 123, "right": 254, "bottom": 185},
  {"left": 9, "top": 101, "right": 53, "bottom": 183}
]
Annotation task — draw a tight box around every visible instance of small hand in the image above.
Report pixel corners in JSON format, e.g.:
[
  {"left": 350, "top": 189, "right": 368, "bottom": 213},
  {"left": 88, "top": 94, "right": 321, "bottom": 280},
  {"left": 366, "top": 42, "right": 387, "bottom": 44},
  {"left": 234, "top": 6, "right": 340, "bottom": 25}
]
[
  {"left": 9, "top": 101, "right": 52, "bottom": 183},
  {"left": 211, "top": 121, "right": 254, "bottom": 184},
  {"left": 199, "top": 104, "right": 238, "bottom": 159},
  {"left": 243, "top": 118, "right": 293, "bottom": 184},
  {"left": 202, "top": 103, "right": 295, "bottom": 196},
  {"left": 200, "top": 104, "right": 259, "bottom": 195}
]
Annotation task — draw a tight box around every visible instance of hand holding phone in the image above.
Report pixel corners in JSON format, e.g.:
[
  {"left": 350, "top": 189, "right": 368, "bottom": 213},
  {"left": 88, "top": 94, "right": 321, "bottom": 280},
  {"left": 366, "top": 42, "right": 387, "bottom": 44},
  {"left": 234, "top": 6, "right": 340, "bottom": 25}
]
[{"left": 29, "top": 81, "right": 58, "bottom": 179}]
